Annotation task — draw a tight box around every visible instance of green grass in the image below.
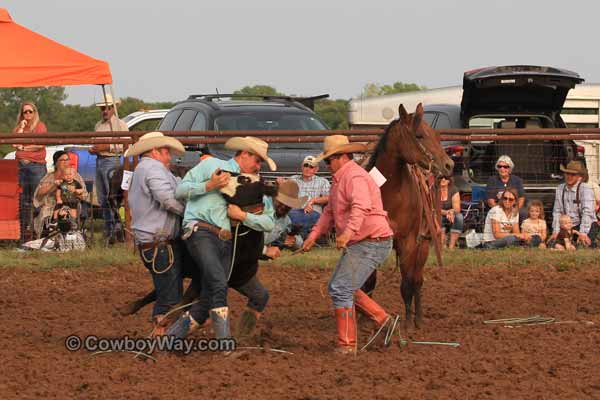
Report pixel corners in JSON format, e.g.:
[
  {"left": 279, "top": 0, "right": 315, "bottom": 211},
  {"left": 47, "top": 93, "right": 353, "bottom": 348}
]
[
  {"left": 0, "top": 242, "right": 138, "bottom": 270},
  {"left": 1, "top": 241, "right": 599, "bottom": 272},
  {"left": 270, "top": 246, "right": 600, "bottom": 272}
]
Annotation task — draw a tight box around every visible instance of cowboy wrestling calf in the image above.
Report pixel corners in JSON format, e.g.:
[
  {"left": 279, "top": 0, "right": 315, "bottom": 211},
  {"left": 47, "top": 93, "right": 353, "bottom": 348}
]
[{"left": 121, "top": 170, "right": 279, "bottom": 340}]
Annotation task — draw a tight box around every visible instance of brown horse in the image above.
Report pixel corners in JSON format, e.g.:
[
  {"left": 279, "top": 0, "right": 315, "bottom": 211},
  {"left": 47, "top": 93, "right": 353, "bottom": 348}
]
[{"left": 366, "top": 103, "right": 453, "bottom": 329}]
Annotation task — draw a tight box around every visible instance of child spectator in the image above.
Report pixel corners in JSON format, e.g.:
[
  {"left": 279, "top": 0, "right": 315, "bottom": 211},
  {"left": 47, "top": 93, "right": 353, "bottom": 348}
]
[
  {"left": 552, "top": 214, "right": 578, "bottom": 251},
  {"left": 53, "top": 167, "right": 84, "bottom": 221},
  {"left": 521, "top": 200, "right": 547, "bottom": 248}
]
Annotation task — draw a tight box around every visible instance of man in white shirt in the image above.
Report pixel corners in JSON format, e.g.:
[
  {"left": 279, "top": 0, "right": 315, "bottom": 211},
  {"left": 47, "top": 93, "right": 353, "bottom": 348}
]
[{"left": 286, "top": 156, "right": 330, "bottom": 238}]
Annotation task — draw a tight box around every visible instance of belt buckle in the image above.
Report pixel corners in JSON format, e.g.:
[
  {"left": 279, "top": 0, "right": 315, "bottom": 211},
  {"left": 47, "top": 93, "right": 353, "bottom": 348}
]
[{"left": 218, "top": 229, "right": 232, "bottom": 241}]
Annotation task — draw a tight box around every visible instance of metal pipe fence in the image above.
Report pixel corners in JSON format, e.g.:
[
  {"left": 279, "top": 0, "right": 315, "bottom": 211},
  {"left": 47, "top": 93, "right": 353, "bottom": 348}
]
[{"left": 4, "top": 128, "right": 600, "bottom": 246}]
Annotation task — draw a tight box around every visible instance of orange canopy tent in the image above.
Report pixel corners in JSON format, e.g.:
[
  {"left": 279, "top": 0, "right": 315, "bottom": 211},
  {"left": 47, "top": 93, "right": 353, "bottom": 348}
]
[
  {"left": 0, "top": 8, "right": 114, "bottom": 240},
  {"left": 0, "top": 8, "right": 112, "bottom": 87}
]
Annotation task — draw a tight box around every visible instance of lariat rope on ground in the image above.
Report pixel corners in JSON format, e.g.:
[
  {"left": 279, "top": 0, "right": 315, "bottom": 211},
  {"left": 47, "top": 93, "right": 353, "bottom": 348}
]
[
  {"left": 93, "top": 350, "right": 157, "bottom": 362},
  {"left": 235, "top": 346, "right": 294, "bottom": 355},
  {"left": 483, "top": 315, "right": 595, "bottom": 326}
]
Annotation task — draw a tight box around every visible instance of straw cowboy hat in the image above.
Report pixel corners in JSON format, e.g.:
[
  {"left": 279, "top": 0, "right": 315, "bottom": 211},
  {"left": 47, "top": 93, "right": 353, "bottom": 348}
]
[
  {"left": 95, "top": 93, "right": 121, "bottom": 107},
  {"left": 560, "top": 160, "right": 586, "bottom": 175},
  {"left": 276, "top": 180, "right": 308, "bottom": 209},
  {"left": 124, "top": 131, "right": 185, "bottom": 157},
  {"left": 315, "top": 135, "right": 368, "bottom": 162},
  {"left": 225, "top": 136, "right": 277, "bottom": 171}
]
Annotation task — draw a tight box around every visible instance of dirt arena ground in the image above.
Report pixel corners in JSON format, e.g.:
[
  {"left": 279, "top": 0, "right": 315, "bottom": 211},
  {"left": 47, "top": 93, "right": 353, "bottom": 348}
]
[{"left": 1, "top": 260, "right": 599, "bottom": 399}]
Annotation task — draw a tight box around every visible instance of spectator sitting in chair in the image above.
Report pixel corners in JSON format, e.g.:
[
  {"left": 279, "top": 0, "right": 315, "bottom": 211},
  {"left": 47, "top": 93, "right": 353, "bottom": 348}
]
[
  {"left": 262, "top": 180, "right": 307, "bottom": 259},
  {"left": 439, "top": 175, "right": 463, "bottom": 250},
  {"left": 281, "top": 156, "right": 330, "bottom": 238},
  {"left": 482, "top": 188, "right": 529, "bottom": 249},
  {"left": 485, "top": 155, "right": 527, "bottom": 221},
  {"left": 549, "top": 161, "right": 598, "bottom": 248},
  {"left": 33, "top": 151, "right": 88, "bottom": 239}
]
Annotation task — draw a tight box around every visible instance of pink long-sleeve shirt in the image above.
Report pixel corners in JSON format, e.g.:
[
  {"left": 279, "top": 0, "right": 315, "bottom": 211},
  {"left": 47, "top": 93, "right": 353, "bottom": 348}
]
[{"left": 308, "top": 160, "right": 393, "bottom": 244}]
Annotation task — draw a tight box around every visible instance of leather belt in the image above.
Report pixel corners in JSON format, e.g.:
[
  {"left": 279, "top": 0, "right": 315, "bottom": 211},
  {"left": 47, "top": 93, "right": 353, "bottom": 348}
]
[
  {"left": 138, "top": 239, "right": 175, "bottom": 250},
  {"left": 194, "top": 221, "right": 232, "bottom": 241},
  {"left": 363, "top": 236, "right": 393, "bottom": 242}
]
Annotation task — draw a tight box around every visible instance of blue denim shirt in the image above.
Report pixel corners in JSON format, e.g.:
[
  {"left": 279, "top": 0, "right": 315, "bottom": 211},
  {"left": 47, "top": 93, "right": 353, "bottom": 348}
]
[
  {"left": 128, "top": 157, "right": 183, "bottom": 244},
  {"left": 176, "top": 156, "right": 275, "bottom": 232},
  {"left": 552, "top": 182, "right": 597, "bottom": 234},
  {"left": 264, "top": 214, "right": 303, "bottom": 249}
]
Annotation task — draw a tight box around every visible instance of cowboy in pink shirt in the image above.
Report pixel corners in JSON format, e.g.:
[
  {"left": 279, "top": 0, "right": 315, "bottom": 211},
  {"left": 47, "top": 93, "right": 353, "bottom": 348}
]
[{"left": 302, "top": 135, "right": 394, "bottom": 354}]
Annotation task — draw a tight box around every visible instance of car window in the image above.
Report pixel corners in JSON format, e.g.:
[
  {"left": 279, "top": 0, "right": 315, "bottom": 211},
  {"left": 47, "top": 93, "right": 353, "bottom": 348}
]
[
  {"left": 173, "top": 109, "right": 197, "bottom": 131},
  {"left": 434, "top": 113, "right": 452, "bottom": 129},
  {"left": 423, "top": 112, "right": 437, "bottom": 126},
  {"left": 214, "top": 112, "right": 327, "bottom": 149},
  {"left": 158, "top": 109, "right": 183, "bottom": 130},
  {"left": 128, "top": 118, "right": 161, "bottom": 132},
  {"left": 190, "top": 113, "right": 207, "bottom": 130}
]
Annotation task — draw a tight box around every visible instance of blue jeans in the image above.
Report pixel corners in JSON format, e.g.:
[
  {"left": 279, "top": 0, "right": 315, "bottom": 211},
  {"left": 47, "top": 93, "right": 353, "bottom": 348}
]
[
  {"left": 528, "top": 235, "right": 542, "bottom": 247},
  {"left": 441, "top": 212, "right": 464, "bottom": 234},
  {"left": 185, "top": 227, "right": 232, "bottom": 311},
  {"left": 483, "top": 235, "right": 520, "bottom": 249},
  {"left": 95, "top": 156, "right": 121, "bottom": 234},
  {"left": 139, "top": 240, "right": 184, "bottom": 317},
  {"left": 18, "top": 161, "right": 47, "bottom": 240},
  {"left": 189, "top": 274, "right": 270, "bottom": 324},
  {"left": 289, "top": 209, "right": 321, "bottom": 238},
  {"left": 328, "top": 239, "right": 393, "bottom": 308}
]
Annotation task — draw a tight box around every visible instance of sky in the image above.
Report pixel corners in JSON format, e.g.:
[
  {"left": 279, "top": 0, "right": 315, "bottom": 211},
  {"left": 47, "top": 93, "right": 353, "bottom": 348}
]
[{"left": 4, "top": 0, "right": 600, "bottom": 105}]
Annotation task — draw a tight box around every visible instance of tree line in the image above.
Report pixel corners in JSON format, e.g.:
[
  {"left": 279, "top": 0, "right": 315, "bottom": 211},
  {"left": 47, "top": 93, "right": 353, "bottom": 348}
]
[{"left": 0, "top": 82, "right": 424, "bottom": 156}]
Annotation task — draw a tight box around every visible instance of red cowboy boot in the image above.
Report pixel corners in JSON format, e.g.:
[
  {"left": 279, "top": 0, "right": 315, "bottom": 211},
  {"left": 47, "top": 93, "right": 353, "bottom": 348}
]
[
  {"left": 335, "top": 307, "right": 357, "bottom": 354},
  {"left": 354, "top": 290, "right": 390, "bottom": 327}
]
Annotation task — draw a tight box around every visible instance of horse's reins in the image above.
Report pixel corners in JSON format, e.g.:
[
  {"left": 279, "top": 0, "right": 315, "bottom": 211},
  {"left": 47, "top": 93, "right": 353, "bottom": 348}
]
[{"left": 410, "top": 166, "right": 443, "bottom": 267}]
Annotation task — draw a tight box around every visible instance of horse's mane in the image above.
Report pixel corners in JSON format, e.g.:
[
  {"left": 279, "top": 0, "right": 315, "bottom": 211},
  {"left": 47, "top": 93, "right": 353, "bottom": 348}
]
[{"left": 365, "top": 118, "right": 400, "bottom": 170}]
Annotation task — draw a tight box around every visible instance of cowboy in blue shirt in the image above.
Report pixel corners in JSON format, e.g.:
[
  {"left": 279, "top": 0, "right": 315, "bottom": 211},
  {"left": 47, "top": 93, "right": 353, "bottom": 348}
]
[{"left": 126, "top": 132, "right": 187, "bottom": 336}]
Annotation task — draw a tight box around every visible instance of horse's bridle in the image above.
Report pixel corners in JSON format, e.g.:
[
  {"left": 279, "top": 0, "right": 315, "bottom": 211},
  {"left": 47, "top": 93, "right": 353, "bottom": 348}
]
[{"left": 415, "top": 135, "right": 435, "bottom": 174}]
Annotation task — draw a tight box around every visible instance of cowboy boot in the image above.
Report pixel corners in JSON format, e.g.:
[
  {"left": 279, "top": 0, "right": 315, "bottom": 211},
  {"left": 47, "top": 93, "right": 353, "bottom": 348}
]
[
  {"left": 236, "top": 308, "right": 261, "bottom": 338},
  {"left": 151, "top": 314, "right": 167, "bottom": 337},
  {"left": 354, "top": 289, "right": 390, "bottom": 326},
  {"left": 334, "top": 307, "right": 357, "bottom": 354},
  {"left": 165, "top": 312, "right": 200, "bottom": 339},
  {"left": 210, "top": 307, "right": 231, "bottom": 339}
]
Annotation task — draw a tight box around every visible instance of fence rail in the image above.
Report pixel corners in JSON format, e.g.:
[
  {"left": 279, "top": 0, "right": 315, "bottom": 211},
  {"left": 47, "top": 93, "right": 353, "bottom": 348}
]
[{"left": 5, "top": 128, "right": 600, "bottom": 145}]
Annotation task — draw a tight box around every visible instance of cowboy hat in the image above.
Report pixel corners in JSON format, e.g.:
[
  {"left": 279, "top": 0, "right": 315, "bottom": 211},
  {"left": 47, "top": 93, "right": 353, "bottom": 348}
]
[
  {"left": 124, "top": 131, "right": 185, "bottom": 157},
  {"left": 225, "top": 136, "right": 277, "bottom": 171},
  {"left": 95, "top": 93, "right": 121, "bottom": 107},
  {"left": 276, "top": 180, "right": 308, "bottom": 209},
  {"left": 315, "top": 135, "right": 367, "bottom": 163},
  {"left": 560, "top": 160, "right": 586, "bottom": 175}
]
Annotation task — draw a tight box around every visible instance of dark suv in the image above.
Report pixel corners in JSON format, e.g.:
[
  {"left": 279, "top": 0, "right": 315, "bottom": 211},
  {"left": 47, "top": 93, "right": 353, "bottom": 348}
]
[
  {"left": 157, "top": 94, "right": 330, "bottom": 177},
  {"left": 424, "top": 65, "right": 585, "bottom": 213}
]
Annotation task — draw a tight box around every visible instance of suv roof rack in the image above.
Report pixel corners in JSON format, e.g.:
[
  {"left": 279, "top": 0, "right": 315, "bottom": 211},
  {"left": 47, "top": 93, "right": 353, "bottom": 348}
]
[{"left": 186, "top": 93, "right": 329, "bottom": 110}]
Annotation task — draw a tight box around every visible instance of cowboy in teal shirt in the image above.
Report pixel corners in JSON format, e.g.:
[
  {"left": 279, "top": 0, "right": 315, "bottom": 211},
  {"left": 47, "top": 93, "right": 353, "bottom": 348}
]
[
  {"left": 173, "top": 137, "right": 277, "bottom": 341},
  {"left": 177, "top": 156, "right": 275, "bottom": 232}
]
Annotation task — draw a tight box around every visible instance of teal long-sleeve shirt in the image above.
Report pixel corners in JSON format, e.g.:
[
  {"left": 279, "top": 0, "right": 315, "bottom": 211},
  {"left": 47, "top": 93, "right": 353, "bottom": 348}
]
[{"left": 176, "top": 157, "right": 275, "bottom": 232}]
